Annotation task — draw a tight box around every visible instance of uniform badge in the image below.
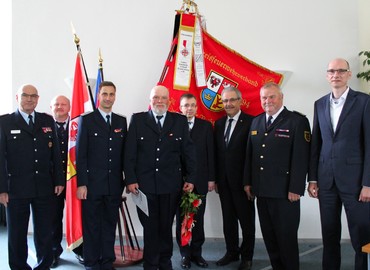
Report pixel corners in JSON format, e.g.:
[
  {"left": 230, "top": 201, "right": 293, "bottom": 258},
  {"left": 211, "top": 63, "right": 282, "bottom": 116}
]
[
  {"left": 251, "top": 130, "right": 257, "bottom": 135},
  {"left": 114, "top": 128, "right": 122, "bottom": 133},
  {"left": 304, "top": 131, "right": 311, "bottom": 142},
  {"left": 42, "top": 127, "right": 52, "bottom": 133},
  {"left": 48, "top": 142, "right": 53, "bottom": 148}
]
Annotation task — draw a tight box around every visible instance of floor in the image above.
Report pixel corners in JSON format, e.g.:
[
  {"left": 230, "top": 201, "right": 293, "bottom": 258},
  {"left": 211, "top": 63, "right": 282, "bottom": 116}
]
[{"left": 0, "top": 225, "right": 358, "bottom": 270}]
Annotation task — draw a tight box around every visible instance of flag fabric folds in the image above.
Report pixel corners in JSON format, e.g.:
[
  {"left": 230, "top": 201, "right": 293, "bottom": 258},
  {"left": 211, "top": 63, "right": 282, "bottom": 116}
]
[
  {"left": 160, "top": 13, "right": 283, "bottom": 124},
  {"left": 94, "top": 65, "right": 103, "bottom": 108},
  {"left": 65, "top": 52, "right": 94, "bottom": 251}
]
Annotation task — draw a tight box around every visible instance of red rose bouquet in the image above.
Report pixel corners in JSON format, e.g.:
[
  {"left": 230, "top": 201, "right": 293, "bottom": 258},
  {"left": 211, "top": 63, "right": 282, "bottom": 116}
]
[{"left": 180, "top": 191, "right": 203, "bottom": 246}]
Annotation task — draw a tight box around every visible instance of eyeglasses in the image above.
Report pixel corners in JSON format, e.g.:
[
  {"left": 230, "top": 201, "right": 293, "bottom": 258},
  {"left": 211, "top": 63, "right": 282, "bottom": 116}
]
[
  {"left": 326, "top": 69, "right": 350, "bottom": 75},
  {"left": 222, "top": 98, "right": 240, "bottom": 103},
  {"left": 21, "top": 93, "right": 39, "bottom": 99}
]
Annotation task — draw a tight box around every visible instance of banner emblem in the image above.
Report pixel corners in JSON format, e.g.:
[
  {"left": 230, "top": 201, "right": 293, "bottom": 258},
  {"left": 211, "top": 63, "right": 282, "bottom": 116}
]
[{"left": 201, "top": 70, "right": 238, "bottom": 112}]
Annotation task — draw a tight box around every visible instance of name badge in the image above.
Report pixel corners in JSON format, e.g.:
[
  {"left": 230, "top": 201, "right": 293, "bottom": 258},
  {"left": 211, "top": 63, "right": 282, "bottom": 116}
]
[{"left": 11, "top": 130, "right": 21, "bottom": 134}]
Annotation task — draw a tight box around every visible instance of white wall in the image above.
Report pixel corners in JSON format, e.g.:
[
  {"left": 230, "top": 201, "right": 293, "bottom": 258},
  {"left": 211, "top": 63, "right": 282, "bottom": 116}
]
[{"left": 8, "top": 0, "right": 370, "bottom": 239}]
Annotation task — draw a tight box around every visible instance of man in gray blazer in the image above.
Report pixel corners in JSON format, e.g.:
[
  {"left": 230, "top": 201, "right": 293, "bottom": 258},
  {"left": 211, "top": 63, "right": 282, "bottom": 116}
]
[{"left": 308, "top": 58, "right": 370, "bottom": 270}]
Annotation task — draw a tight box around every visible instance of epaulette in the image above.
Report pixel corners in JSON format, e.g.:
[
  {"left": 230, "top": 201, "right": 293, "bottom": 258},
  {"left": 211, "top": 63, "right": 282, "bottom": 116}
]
[
  {"left": 293, "top": 110, "right": 306, "bottom": 117},
  {"left": 41, "top": 112, "right": 53, "bottom": 117},
  {"left": 81, "top": 111, "right": 94, "bottom": 116},
  {"left": 115, "top": 112, "right": 127, "bottom": 118}
]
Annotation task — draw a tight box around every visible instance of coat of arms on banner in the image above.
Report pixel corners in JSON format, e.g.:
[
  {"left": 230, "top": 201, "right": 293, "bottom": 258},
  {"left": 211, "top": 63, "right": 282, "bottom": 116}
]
[{"left": 201, "top": 70, "right": 238, "bottom": 113}]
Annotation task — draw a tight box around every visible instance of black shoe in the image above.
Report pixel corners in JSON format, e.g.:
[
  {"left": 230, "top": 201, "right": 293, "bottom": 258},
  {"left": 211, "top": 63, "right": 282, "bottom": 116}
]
[
  {"left": 238, "top": 260, "right": 252, "bottom": 270},
  {"left": 50, "top": 256, "right": 59, "bottom": 268},
  {"left": 181, "top": 256, "right": 191, "bottom": 269},
  {"left": 75, "top": 254, "right": 84, "bottom": 265},
  {"left": 216, "top": 253, "right": 239, "bottom": 266},
  {"left": 191, "top": 256, "right": 208, "bottom": 268}
]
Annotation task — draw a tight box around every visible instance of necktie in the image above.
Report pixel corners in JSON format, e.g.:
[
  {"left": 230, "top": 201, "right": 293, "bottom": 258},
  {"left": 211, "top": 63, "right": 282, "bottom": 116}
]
[
  {"left": 224, "top": 118, "right": 233, "bottom": 147},
  {"left": 106, "top": 115, "right": 111, "bottom": 129},
  {"left": 266, "top": 115, "right": 273, "bottom": 128},
  {"left": 188, "top": 121, "right": 192, "bottom": 131},
  {"left": 28, "top": 115, "right": 34, "bottom": 130},
  {"left": 56, "top": 121, "right": 66, "bottom": 138},
  {"left": 156, "top": 115, "right": 163, "bottom": 132}
]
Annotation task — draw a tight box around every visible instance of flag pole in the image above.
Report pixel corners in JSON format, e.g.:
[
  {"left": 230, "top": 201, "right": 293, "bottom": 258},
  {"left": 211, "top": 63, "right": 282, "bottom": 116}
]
[
  {"left": 71, "top": 22, "right": 96, "bottom": 110},
  {"left": 99, "top": 48, "right": 105, "bottom": 81}
]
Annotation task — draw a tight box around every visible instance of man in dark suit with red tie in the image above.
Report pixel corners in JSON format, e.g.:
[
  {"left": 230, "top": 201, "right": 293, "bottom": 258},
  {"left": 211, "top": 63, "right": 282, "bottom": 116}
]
[
  {"left": 124, "top": 85, "right": 196, "bottom": 270},
  {"left": 308, "top": 58, "right": 370, "bottom": 270},
  {"left": 214, "top": 86, "right": 255, "bottom": 270},
  {"left": 176, "top": 93, "right": 215, "bottom": 269},
  {"left": 76, "top": 81, "right": 127, "bottom": 270},
  {"left": 0, "top": 84, "right": 65, "bottom": 270}
]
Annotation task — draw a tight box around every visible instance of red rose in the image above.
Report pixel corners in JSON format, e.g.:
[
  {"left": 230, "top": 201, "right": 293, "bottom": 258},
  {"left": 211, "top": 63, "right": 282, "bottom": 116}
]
[{"left": 192, "top": 199, "right": 202, "bottom": 208}]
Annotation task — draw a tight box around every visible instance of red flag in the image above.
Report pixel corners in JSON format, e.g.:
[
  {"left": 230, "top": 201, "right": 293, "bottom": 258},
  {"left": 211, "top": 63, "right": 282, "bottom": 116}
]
[
  {"left": 160, "top": 13, "right": 283, "bottom": 124},
  {"left": 65, "top": 53, "right": 93, "bottom": 250}
]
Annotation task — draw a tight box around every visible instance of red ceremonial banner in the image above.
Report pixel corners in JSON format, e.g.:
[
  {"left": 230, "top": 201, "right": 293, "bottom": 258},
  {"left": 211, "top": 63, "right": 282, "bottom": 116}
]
[
  {"left": 160, "top": 13, "right": 283, "bottom": 124},
  {"left": 65, "top": 53, "right": 93, "bottom": 250}
]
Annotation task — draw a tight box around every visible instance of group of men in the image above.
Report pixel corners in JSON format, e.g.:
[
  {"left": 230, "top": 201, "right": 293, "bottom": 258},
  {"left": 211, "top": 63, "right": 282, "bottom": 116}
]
[{"left": 0, "top": 57, "right": 369, "bottom": 270}]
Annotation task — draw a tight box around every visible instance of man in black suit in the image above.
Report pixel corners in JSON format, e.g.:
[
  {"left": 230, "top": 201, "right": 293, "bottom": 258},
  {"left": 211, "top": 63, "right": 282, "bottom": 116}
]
[
  {"left": 308, "top": 58, "right": 370, "bottom": 270},
  {"left": 50, "top": 95, "right": 84, "bottom": 267},
  {"left": 76, "top": 81, "right": 127, "bottom": 270},
  {"left": 124, "top": 85, "right": 196, "bottom": 270},
  {"left": 175, "top": 93, "right": 215, "bottom": 269},
  {"left": 214, "top": 86, "right": 255, "bottom": 270},
  {"left": 50, "top": 95, "right": 71, "bottom": 268},
  {"left": 244, "top": 82, "right": 311, "bottom": 270},
  {"left": 0, "top": 84, "right": 65, "bottom": 270}
]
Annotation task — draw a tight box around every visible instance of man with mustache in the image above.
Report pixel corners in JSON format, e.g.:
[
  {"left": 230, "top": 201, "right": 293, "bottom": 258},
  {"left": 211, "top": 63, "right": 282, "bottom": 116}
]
[{"left": 214, "top": 86, "right": 255, "bottom": 270}]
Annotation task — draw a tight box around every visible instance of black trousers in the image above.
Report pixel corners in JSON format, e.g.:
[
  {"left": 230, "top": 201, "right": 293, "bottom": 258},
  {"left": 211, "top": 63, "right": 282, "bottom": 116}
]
[
  {"left": 138, "top": 192, "right": 181, "bottom": 270},
  {"left": 257, "top": 197, "right": 300, "bottom": 270},
  {"left": 82, "top": 194, "right": 121, "bottom": 270},
  {"left": 52, "top": 192, "right": 65, "bottom": 257},
  {"left": 218, "top": 182, "right": 255, "bottom": 260},
  {"left": 319, "top": 185, "right": 370, "bottom": 270},
  {"left": 7, "top": 195, "right": 55, "bottom": 270}
]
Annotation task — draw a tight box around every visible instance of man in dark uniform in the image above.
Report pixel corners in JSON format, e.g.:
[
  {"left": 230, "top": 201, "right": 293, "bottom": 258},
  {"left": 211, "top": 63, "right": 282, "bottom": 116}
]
[
  {"left": 124, "top": 85, "right": 196, "bottom": 270},
  {"left": 176, "top": 93, "right": 215, "bottom": 269},
  {"left": 0, "top": 84, "right": 65, "bottom": 270},
  {"left": 244, "top": 82, "right": 311, "bottom": 270},
  {"left": 214, "top": 86, "right": 255, "bottom": 270},
  {"left": 76, "top": 81, "right": 127, "bottom": 270},
  {"left": 49, "top": 95, "right": 84, "bottom": 267},
  {"left": 50, "top": 95, "right": 71, "bottom": 268}
]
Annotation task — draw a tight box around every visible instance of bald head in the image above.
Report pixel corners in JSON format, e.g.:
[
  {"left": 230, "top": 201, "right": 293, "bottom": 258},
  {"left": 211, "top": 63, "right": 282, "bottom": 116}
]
[
  {"left": 50, "top": 95, "right": 70, "bottom": 122},
  {"left": 16, "top": 84, "right": 39, "bottom": 114}
]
